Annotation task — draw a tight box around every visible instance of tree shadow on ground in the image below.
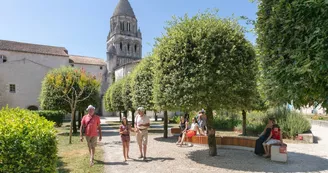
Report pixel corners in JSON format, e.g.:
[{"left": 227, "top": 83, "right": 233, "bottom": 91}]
[
  {"left": 153, "top": 136, "right": 177, "bottom": 144},
  {"left": 56, "top": 157, "right": 70, "bottom": 173},
  {"left": 93, "top": 159, "right": 129, "bottom": 166},
  {"left": 187, "top": 148, "right": 328, "bottom": 172}
]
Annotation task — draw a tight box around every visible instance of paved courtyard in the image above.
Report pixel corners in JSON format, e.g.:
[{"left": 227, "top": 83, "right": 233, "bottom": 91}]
[{"left": 99, "top": 118, "right": 328, "bottom": 173}]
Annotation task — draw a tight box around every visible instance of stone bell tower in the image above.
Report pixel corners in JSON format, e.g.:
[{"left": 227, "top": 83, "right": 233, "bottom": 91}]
[{"left": 106, "top": 0, "right": 142, "bottom": 79}]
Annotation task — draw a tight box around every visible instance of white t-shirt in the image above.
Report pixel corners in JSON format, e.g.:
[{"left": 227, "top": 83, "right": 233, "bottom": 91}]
[
  {"left": 190, "top": 123, "right": 198, "bottom": 131},
  {"left": 135, "top": 115, "right": 150, "bottom": 130}
]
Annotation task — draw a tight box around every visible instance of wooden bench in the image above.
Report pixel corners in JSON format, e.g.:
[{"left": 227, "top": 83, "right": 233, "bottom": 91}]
[
  {"left": 169, "top": 128, "right": 181, "bottom": 136},
  {"left": 185, "top": 135, "right": 257, "bottom": 148}
]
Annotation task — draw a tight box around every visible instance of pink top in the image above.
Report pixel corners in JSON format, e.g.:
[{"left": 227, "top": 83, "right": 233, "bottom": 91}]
[
  {"left": 81, "top": 114, "right": 100, "bottom": 137},
  {"left": 120, "top": 124, "right": 130, "bottom": 135}
]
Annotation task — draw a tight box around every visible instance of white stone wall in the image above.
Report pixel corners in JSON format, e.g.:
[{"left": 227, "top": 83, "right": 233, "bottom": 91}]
[
  {"left": 0, "top": 50, "right": 68, "bottom": 109},
  {"left": 73, "top": 64, "right": 105, "bottom": 81}
]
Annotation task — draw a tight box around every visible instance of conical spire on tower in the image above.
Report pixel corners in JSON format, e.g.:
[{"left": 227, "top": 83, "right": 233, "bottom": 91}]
[{"left": 113, "top": 0, "right": 135, "bottom": 18}]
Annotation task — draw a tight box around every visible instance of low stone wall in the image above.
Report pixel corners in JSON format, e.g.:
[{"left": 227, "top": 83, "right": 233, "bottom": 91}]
[{"left": 311, "top": 120, "right": 328, "bottom": 128}]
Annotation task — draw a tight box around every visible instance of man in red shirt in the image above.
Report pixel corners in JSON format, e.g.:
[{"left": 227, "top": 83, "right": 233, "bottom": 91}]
[{"left": 80, "top": 105, "right": 102, "bottom": 166}]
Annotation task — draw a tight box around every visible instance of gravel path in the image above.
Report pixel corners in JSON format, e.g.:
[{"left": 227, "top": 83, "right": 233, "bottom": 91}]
[{"left": 100, "top": 118, "right": 328, "bottom": 173}]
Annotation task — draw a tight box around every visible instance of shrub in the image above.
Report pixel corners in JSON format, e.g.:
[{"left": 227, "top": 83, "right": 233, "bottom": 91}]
[
  {"left": 34, "top": 110, "right": 66, "bottom": 127},
  {"left": 0, "top": 107, "right": 57, "bottom": 173},
  {"left": 267, "top": 108, "right": 311, "bottom": 138},
  {"left": 169, "top": 115, "right": 180, "bottom": 124},
  {"left": 213, "top": 111, "right": 241, "bottom": 130}
]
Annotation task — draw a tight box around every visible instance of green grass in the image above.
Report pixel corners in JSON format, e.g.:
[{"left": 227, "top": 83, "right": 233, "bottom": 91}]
[{"left": 56, "top": 123, "right": 103, "bottom": 173}]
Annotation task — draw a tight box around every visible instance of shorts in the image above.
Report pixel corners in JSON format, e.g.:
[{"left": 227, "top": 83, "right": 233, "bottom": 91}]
[
  {"left": 186, "top": 130, "right": 197, "bottom": 138},
  {"left": 136, "top": 129, "right": 148, "bottom": 145},
  {"left": 266, "top": 139, "right": 280, "bottom": 145},
  {"left": 121, "top": 135, "right": 130, "bottom": 143},
  {"left": 86, "top": 136, "right": 97, "bottom": 148}
]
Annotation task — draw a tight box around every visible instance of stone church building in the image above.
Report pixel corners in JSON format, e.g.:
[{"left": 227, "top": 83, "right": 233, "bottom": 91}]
[{"left": 0, "top": 0, "right": 142, "bottom": 116}]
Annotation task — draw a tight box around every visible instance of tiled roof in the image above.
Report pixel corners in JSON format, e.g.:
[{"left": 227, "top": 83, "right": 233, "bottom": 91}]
[
  {"left": 69, "top": 55, "right": 106, "bottom": 66},
  {"left": 113, "top": 0, "right": 136, "bottom": 18},
  {"left": 0, "top": 40, "right": 69, "bottom": 57}
]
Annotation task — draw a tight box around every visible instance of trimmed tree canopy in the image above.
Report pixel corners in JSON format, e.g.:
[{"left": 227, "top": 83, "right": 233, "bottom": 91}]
[
  {"left": 256, "top": 0, "right": 328, "bottom": 108},
  {"left": 110, "top": 79, "right": 125, "bottom": 112},
  {"left": 131, "top": 56, "right": 155, "bottom": 110},
  {"left": 153, "top": 11, "right": 258, "bottom": 111},
  {"left": 122, "top": 75, "right": 134, "bottom": 111},
  {"left": 40, "top": 67, "right": 100, "bottom": 111}
]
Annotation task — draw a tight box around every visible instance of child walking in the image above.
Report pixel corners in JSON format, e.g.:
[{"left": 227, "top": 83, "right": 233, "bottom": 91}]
[{"left": 119, "top": 117, "right": 131, "bottom": 162}]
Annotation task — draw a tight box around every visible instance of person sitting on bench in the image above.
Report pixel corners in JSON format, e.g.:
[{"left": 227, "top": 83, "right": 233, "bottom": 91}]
[
  {"left": 263, "top": 124, "right": 283, "bottom": 158},
  {"left": 177, "top": 117, "right": 204, "bottom": 147}
]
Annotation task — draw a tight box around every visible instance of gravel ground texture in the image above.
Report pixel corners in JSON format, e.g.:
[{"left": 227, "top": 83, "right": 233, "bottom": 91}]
[{"left": 99, "top": 118, "right": 328, "bottom": 173}]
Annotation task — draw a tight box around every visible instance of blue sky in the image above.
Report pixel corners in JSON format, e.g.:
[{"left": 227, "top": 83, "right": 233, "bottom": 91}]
[{"left": 0, "top": 0, "right": 257, "bottom": 59}]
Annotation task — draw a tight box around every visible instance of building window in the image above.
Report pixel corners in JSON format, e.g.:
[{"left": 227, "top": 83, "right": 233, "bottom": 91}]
[
  {"left": 120, "top": 22, "right": 123, "bottom": 31},
  {"left": 9, "top": 84, "right": 16, "bottom": 93},
  {"left": 120, "top": 42, "right": 123, "bottom": 50},
  {"left": 127, "top": 44, "right": 130, "bottom": 51},
  {"left": 128, "top": 23, "right": 131, "bottom": 31},
  {"left": 0, "top": 55, "right": 7, "bottom": 63},
  {"left": 71, "top": 64, "right": 74, "bottom": 67},
  {"left": 100, "top": 66, "right": 103, "bottom": 70},
  {"left": 135, "top": 44, "right": 137, "bottom": 52}
]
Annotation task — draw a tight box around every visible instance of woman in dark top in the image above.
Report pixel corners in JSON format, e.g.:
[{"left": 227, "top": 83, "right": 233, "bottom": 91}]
[
  {"left": 254, "top": 118, "right": 275, "bottom": 156},
  {"left": 176, "top": 116, "right": 188, "bottom": 145}
]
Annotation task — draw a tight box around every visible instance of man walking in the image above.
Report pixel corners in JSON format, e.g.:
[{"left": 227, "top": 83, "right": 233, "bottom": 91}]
[
  {"left": 80, "top": 105, "right": 102, "bottom": 166},
  {"left": 134, "top": 107, "right": 150, "bottom": 160}
]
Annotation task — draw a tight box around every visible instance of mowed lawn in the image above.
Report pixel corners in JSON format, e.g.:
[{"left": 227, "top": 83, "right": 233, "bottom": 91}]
[{"left": 56, "top": 123, "right": 104, "bottom": 173}]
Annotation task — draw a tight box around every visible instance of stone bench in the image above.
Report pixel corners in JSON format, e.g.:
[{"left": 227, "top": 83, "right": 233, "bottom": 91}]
[{"left": 271, "top": 143, "right": 288, "bottom": 162}]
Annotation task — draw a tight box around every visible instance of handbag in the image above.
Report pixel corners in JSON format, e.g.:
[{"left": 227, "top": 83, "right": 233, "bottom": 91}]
[
  {"left": 279, "top": 144, "right": 287, "bottom": 154},
  {"left": 82, "top": 116, "right": 94, "bottom": 135}
]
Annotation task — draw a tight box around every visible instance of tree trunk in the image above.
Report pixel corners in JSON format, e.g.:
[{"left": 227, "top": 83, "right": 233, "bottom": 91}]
[
  {"left": 69, "top": 108, "right": 75, "bottom": 144},
  {"left": 73, "top": 110, "right": 77, "bottom": 134},
  {"left": 164, "top": 110, "right": 168, "bottom": 138},
  {"left": 206, "top": 106, "right": 217, "bottom": 156},
  {"left": 123, "top": 110, "right": 127, "bottom": 118},
  {"left": 242, "top": 110, "right": 247, "bottom": 136},
  {"left": 154, "top": 111, "right": 158, "bottom": 121},
  {"left": 78, "top": 111, "right": 82, "bottom": 129},
  {"left": 119, "top": 111, "right": 122, "bottom": 122},
  {"left": 131, "top": 110, "right": 135, "bottom": 127}
]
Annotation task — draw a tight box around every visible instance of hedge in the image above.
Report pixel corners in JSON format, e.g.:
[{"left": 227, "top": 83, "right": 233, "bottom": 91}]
[
  {"left": 0, "top": 107, "right": 57, "bottom": 173},
  {"left": 34, "top": 110, "right": 66, "bottom": 127}
]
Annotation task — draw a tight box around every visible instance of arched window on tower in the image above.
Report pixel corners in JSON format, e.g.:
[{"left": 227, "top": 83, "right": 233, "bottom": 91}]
[
  {"left": 120, "top": 42, "right": 123, "bottom": 51},
  {"left": 0, "top": 55, "right": 7, "bottom": 63},
  {"left": 135, "top": 44, "right": 137, "bottom": 52},
  {"left": 127, "top": 44, "right": 130, "bottom": 52},
  {"left": 128, "top": 23, "right": 131, "bottom": 31}
]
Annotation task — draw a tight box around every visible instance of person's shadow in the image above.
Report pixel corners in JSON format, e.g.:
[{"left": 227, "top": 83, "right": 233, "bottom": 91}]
[
  {"left": 132, "top": 157, "right": 175, "bottom": 163},
  {"left": 93, "top": 159, "right": 129, "bottom": 166},
  {"left": 187, "top": 148, "right": 328, "bottom": 172}
]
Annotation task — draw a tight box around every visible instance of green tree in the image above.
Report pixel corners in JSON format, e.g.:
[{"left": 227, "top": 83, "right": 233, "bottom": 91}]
[
  {"left": 40, "top": 67, "right": 100, "bottom": 144},
  {"left": 104, "top": 83, "right": 114, "bottom": 112},
  {"left": 131, "top": 56, "right": 155, "bottom": 110},
  {"left": 256, "top": 0, "right": 328, "bottom": 108},
  {"left": 153, "top": 11, "right": 258, "bottom": 156},
  {"left": 122, "top": 75, "right": 136, "bottom": 126},
  {"left": 110, "top": 79, "right": 125, "bottom": 121}
]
